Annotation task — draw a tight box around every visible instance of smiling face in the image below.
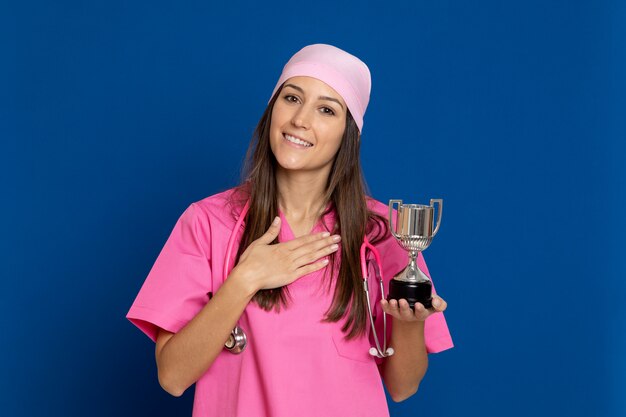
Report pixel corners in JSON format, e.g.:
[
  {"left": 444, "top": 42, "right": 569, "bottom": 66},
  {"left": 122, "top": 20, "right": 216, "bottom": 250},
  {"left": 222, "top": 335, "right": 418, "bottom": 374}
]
[{"left": 269, "top": 76, "right": 347, "bottom": 176}]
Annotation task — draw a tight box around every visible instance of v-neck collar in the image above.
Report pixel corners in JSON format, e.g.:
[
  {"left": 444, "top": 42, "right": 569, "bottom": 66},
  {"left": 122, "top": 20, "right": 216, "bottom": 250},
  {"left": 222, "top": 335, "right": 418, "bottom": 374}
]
[{"left": 278, "top": 204, "right": 336, "bottom": 241}]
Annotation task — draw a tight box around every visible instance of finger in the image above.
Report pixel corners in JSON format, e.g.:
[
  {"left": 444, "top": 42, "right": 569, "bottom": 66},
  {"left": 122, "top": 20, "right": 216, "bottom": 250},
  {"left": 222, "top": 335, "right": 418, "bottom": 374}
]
[
  {"left": 381, "top": 299, "right": 399, "bottom": 318},
  {"left": 387, "top": 299, "right": 400, "bottom": 316},
  {"left": 256, "top": 217, "right": 281, "bottom": 245},
  {"left": 413, "top": 302, "right": 430, "bottom": 321},
  {"left": 292, "top": 258, "right": 330, "bottom": 280},
  {"left": 292, "top": 240, "right": 340, "bottom": 266},
  {"left": 398, "top": 299, "right": 416, "bottom": 321},
  {"left": 389, "top": 299, "right": 404, "bottom": 319},
  {"left": 291, "top": 234, "right": 341, "bottom": 259},
  {"left": 283, "top": 231, "right": 332, "bottom": 250}
]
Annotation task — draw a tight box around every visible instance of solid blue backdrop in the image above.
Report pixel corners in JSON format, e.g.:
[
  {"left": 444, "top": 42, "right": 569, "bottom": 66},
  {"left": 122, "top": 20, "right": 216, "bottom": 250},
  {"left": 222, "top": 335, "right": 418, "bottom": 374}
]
[{"left": 2, "top": 1, "right": 624, "bottom": 416}]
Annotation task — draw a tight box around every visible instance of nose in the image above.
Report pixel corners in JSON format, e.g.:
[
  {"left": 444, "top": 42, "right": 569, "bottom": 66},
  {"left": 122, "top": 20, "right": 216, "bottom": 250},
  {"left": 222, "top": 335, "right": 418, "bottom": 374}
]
[{"left": 291, "top": 106, "right": 312, "bottom": 129}]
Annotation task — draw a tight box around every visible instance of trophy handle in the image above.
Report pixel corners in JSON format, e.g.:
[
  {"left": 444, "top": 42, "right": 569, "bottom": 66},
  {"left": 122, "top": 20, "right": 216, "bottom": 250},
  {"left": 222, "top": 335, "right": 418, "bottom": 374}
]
[
  {"left": 388, "top": 200, "right": 402, "bottom": 240},
  {"left": 430, "top": 199, "right": 443, "bottom": 237}
]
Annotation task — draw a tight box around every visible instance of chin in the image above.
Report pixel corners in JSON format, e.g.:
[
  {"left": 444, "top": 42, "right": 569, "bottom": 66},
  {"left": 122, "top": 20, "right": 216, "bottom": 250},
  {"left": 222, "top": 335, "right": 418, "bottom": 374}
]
[
  {"left": 275, "top": 160, "right": 308, "bottom": 172},
  {"left": 272, "top": 150, "right": 304, "bottom": 170}
]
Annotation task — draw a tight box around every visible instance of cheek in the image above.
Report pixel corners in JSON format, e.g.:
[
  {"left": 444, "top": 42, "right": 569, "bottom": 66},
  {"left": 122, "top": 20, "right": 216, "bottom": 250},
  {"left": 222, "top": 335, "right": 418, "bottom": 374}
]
[
  {"left": 269, "top": 130, "right": 282, "bottom": 159},
  {"left": 270, "top": 101, "right": 291, "bottom": 126},
  {"left": 324, "top": 126, "right": 345, "bottom": 155},
  {"left": 328, "top": 138, "right": 342, "bottom": 157}
]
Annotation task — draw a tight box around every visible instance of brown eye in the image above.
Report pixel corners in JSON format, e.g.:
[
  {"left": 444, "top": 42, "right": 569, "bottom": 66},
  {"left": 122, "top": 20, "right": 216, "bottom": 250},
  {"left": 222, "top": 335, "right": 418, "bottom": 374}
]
[
  {"left": 320, "top": 107, "right": 335, "bottom": 116},
  {"left": 284, "top": 95, "right": 299, "bottom": 103}
]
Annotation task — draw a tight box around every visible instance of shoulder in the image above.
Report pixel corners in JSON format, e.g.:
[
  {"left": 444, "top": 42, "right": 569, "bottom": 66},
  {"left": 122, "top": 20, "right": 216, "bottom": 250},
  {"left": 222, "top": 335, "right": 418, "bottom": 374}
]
[
  {"left": 364, "top": 196, "right": 397, "bottom": 249},
  {"left": 183, "top": 187, "right": 247, "bottom": 231},
  {"left": 194, "top": 187, "right": 246, "bottom": 218},
  {"left": 366, "top": 197, "right": 389, "bottom": 218}
]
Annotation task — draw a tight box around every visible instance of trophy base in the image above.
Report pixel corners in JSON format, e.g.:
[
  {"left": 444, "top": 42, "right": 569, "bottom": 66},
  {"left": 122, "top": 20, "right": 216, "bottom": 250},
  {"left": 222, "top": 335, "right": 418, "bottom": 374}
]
[{"left": 388, "top": 279, "right": 433, "bottom": 309}]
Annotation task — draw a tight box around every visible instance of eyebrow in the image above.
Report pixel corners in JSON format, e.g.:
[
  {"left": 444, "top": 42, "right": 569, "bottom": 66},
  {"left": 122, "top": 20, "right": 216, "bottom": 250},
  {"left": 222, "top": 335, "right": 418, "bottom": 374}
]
[{"left": 284, "top": 83, "right": 345, "bottom": 110}]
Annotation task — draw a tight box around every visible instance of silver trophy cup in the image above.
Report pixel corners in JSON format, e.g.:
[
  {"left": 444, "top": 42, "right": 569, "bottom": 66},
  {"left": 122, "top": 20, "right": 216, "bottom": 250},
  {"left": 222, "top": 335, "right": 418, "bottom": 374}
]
[{"left": 388, "top": 199, "right": 443, "bottom": 309}]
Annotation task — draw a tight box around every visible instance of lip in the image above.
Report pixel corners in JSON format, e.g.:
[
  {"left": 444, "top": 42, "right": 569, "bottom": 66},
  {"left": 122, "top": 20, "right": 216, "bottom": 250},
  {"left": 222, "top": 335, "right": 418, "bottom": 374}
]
[{"left": 282, "top": 132, "right": 314, "bottom": 148}]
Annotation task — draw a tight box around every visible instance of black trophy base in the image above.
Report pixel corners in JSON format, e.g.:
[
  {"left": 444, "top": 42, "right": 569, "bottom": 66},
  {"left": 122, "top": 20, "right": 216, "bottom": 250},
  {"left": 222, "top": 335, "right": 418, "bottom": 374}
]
[{"left": 388, "top": 279, "right": 433, "bottom": 309}]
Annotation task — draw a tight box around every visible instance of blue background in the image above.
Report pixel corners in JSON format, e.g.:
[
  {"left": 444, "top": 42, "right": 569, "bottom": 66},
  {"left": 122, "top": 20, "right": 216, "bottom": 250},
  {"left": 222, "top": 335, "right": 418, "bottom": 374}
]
[{"left": 2, "top": 1, "right": 624, "bottom": 416}]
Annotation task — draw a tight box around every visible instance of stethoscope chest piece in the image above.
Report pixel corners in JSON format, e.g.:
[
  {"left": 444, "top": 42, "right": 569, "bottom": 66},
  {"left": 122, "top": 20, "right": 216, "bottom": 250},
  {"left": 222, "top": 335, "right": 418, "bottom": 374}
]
[
  {"left": 369, "top": 346, "right": 395, "bottom": 358},
  {"left": 224, "top": 325, "right": 247, "bottom": 354}
]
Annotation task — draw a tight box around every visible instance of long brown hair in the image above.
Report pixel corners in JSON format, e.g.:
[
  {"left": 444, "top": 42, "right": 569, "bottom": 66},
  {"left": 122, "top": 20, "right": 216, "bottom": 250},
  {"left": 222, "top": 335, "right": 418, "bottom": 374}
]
[{"left": 231, "top": 84, "right": 388, "bottom": 339}]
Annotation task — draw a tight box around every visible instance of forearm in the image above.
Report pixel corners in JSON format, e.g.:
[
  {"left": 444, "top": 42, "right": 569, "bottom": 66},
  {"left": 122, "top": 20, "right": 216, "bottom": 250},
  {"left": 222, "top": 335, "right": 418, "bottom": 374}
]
[
  {"left": 156, "top": 271, "right": 256, "bottom": 396},
  {"left": 381, "top": 318, "right": 428, "bottom": 402}
]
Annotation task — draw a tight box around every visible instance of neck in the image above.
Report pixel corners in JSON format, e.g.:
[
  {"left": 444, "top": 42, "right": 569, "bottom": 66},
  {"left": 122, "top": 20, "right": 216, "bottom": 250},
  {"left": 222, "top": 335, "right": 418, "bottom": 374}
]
[{"left": 275, "top": 166, "right": 330, "bottom": 220}]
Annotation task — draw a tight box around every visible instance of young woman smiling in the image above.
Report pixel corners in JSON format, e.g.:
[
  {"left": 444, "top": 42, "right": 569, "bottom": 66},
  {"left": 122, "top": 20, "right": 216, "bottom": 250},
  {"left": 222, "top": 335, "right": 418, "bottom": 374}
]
[{"left": 127, "top": 44, "right": 453, "bottom": 417}]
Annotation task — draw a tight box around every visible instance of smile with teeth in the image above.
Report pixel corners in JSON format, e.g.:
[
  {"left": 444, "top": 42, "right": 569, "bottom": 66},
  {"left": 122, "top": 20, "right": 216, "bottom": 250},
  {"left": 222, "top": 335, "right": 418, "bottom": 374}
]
[{"left": 284, "top": 133, "right": 313, "bottom": 147}]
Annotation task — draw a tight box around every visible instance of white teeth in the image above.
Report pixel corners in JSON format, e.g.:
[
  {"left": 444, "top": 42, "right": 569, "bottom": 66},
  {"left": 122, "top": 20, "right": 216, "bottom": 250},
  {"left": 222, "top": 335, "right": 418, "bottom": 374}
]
[{"left": 284, "top": 134, "right": 313, "bottom": 147}]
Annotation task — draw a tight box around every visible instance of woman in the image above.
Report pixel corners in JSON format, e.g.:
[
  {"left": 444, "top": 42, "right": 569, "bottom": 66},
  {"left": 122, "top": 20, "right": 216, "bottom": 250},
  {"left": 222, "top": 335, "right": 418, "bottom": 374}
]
[{"left": 127, "top": 44, "right": 453, "bottom": 417}]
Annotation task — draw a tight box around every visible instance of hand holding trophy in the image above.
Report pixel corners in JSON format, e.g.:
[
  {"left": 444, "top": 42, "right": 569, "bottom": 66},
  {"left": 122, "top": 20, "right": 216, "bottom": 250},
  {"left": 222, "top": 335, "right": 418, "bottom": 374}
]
[{"left": 388, "top": 199, "right": 443, "bottom": 309}]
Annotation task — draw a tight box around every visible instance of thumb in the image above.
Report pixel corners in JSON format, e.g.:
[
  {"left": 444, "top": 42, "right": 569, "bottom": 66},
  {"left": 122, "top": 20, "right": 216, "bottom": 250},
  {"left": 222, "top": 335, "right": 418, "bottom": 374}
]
[
  {"left": 431, "top": 296, "right": 447, "bottom": 312},
  {"left": 256, "top": 216, "right": 281, "bottom": 245}
]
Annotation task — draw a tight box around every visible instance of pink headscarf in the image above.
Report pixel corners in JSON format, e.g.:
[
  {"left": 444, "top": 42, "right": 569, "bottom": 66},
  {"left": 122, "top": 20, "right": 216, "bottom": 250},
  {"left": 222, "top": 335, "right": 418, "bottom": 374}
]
[{"left": 270, "top": 44, "right": 371, "bottom": 132}]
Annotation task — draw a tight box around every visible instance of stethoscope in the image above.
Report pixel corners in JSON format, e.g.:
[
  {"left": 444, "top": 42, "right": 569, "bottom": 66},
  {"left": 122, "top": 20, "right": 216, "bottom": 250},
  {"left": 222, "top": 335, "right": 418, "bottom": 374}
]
[{"left": 221, "top": 200, "right": 394, "bottom": 358}]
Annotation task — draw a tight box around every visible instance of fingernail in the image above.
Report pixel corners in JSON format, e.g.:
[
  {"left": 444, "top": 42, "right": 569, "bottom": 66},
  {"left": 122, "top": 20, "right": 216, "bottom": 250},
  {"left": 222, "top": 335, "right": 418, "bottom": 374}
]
[
  {"left": 332, "top": 235, "right": 341, "bottom": 242},
  {"left": 322, "top": 232, "right": 330, "bottom": 238},
  {"left": 322, "top": 258, "right": 329, "bottom": 264},
  {"left": 272, "top": 217, "right": 280, "bottom": 226},
  {"left": 432, "top": 298, "right": 441, "bottom": 308},
  {"left": 330, "top": 244, "right": 338, "bottom": 251}
]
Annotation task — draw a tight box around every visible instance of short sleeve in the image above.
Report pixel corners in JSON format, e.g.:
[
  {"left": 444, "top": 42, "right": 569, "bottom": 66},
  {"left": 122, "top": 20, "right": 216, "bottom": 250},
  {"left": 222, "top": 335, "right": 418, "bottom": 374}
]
[
  {"left": 371, "top": 235, "right": 454, "bottom": 356},
  {"left": 126, "top": 203, "right": 213, "bottom": 343}
]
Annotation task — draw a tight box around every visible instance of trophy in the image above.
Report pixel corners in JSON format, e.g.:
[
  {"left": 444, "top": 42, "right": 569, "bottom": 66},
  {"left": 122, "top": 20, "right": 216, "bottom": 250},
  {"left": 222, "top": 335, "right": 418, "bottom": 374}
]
[{"left": 388, "top": 199, "right": 442, "bottom": 309}]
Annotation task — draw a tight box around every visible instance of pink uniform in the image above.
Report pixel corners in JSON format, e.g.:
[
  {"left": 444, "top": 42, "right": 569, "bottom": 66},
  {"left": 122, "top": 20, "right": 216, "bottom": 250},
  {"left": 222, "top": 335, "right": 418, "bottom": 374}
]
[{"left": 126, "top": 188, "right": 453, "bottom": 417}]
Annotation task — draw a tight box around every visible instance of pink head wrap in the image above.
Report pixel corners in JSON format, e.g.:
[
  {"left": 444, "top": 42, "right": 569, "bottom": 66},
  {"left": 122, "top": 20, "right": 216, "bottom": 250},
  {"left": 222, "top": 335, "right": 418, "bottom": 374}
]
[{"left": 270, "top": 44, "right": 371, "bottom": 132}]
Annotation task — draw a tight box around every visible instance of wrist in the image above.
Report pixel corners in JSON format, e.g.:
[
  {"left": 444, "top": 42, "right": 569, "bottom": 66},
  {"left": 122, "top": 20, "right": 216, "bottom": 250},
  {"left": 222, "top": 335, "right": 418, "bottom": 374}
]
[
  {"left": 391, "top": 317, "right": 425, "bottom": 348},
  {"left": 392, "top": 317, "right": 425, "bottom": 331},
  {"left": 227, "top": 267, "right": 259, "bottom": 299}
]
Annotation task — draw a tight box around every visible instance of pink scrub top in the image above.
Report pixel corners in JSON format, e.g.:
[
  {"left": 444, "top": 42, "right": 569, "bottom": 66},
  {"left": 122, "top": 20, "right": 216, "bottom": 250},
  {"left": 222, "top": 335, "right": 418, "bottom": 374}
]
[{"left": 126, "top": 188, "right": 453, "bottom": 417}]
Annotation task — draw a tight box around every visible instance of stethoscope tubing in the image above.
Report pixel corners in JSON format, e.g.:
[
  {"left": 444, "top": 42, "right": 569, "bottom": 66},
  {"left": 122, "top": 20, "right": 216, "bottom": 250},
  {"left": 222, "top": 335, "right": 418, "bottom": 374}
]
[{"left": 221, "top": 199, "right": 393, "bottom": 358}]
